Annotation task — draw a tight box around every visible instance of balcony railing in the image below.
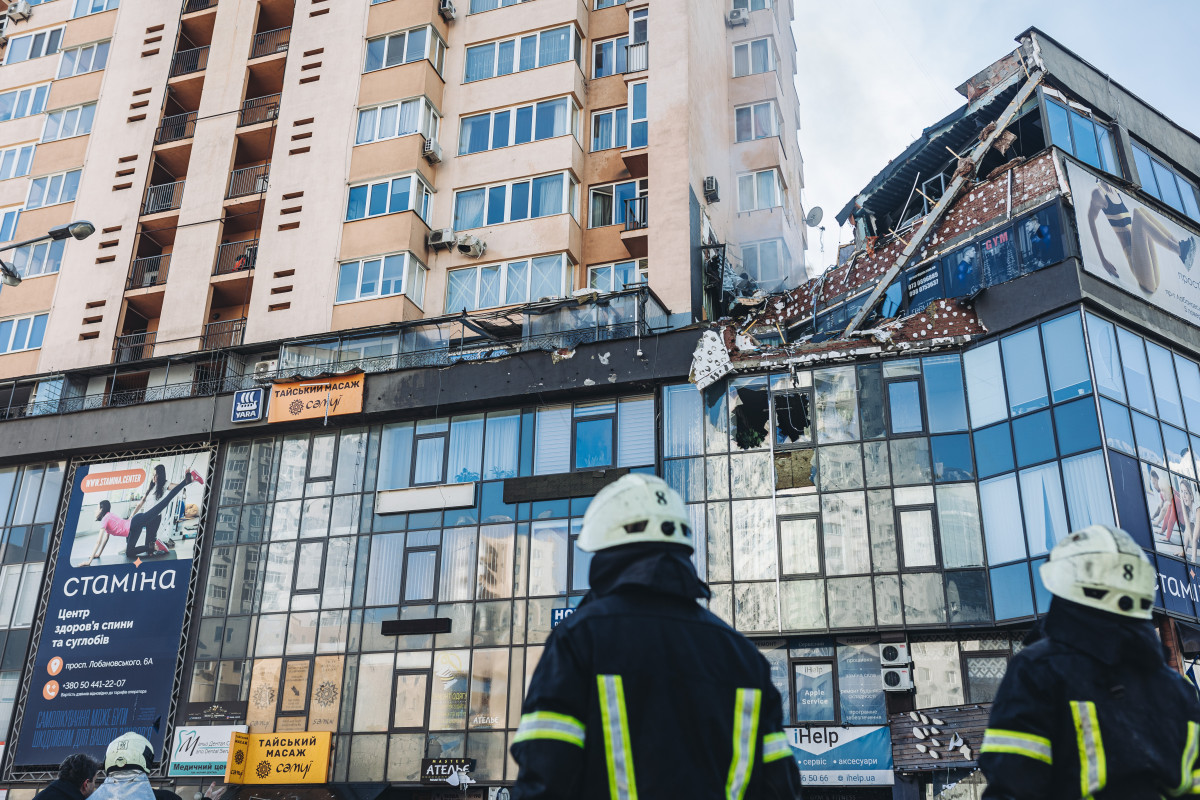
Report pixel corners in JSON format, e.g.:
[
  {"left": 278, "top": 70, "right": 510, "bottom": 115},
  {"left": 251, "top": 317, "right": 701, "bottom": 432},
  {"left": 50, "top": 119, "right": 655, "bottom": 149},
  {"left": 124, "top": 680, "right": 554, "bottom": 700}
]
[
  {"left": 170, "top": 46, "right": 209, "bottom": 77},
  {"left": 625, "top": 41, "right": 648, "bottom": 73},
  {"left": 227, "top": 164, "right": 269, "bottom": 199},
  {"left": 624, "top": 196, "right": 648, "bottom": 231},
  {"left": 127, "top": 255, "right": 170, "bottom": 290},
  {"left": 238, "top": 94, "right": 280, "bottom": 127},
  {"left": 183, "top": 0, "right": 216, "bottom": 12},
  {"left": 143, "top": 180, "right": 186, "bottom": 215},
  {"left": 202, "top": 318, "right": 246, "bottom": 350},
  {"left": 250, "top": 26, "right": 291, "bottom": 59},
  {"left": 214, "top": 239, "right": 258, "bottom": 275},
  {"left": 113, "top": 332, "right": 156, "bottom": 364},
  {"left": 155, "top": 111, "right": 197, "bottom": 144}
]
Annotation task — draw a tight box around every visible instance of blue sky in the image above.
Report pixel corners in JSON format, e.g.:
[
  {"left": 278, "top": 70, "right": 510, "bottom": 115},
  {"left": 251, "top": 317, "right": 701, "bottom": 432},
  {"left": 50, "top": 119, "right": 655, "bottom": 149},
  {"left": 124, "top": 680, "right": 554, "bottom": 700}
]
[{"left": 792, "top": 0, "right": 1200, "bottom": 270}]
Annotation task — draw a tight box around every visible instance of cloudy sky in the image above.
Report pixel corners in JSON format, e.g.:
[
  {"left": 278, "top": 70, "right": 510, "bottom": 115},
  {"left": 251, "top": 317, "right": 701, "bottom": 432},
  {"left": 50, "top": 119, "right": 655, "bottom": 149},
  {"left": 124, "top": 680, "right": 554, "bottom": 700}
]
[{"left": 792, "top": 0, "right": 1200, "bottom": 270}]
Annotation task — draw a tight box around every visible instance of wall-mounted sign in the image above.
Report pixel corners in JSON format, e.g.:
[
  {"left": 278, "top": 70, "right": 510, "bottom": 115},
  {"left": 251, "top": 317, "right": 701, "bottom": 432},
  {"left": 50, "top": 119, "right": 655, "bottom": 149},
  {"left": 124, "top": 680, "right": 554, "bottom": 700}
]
[
  {"left": 421, "top": 758, "right": 477, "bottom": 785},
  {"left": 232, "top": 389, "right": 266, "bottom": 423},
  {"left": 267, "top": 376, "right": 364, "bottom": 423},
  {"left": 168, "top": 725, "right": 248, "bottom": 777},
  {"left": 224, "top": 731, "right": 332, "bottom": 785},
  {"left": 551, "top": 608, "right": 575, "bottom": 627},
  {"left": 185, "top": 701, "right": 248, "bottom": 724},
  {"left": 787, "top": 725, "right": 894, "bottom": 786}
]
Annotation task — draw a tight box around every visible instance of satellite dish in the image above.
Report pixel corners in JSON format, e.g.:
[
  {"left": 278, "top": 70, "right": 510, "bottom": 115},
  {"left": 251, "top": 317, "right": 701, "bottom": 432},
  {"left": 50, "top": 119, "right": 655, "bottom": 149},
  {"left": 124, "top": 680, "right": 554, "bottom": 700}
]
[{"left": 804, "top": 206, "right": 824, "bottom": 227}]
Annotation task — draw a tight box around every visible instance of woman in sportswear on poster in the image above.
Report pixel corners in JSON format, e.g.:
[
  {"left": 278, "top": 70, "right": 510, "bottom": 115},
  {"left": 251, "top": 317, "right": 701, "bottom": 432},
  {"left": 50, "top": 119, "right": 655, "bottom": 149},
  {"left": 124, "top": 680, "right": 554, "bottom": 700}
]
[
  {"left": 78, "top": 466, "right": 203, "bottom": 566},
  {"left": 1087, "top": 177, "right": 1196, "bottom": 294}
]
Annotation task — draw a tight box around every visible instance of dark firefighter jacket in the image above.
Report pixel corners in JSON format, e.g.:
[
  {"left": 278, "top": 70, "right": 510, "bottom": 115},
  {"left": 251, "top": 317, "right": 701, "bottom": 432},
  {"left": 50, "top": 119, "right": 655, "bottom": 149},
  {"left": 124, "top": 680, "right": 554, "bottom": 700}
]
[
  {"left": 511, "top": 542, "right": 802, "bottom": 799},
  {"left": 980, "top": 599, "right": 1200, "bottom": 799}
]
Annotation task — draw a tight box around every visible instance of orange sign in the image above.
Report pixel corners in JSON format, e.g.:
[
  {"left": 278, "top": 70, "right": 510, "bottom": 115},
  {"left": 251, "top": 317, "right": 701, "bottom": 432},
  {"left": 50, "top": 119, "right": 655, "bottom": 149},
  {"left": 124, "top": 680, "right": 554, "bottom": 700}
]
[
  {"left": 224, "top": 731, "right": 331, "bottom": 785},
  {"left": 80, "top": 469, "right": 146, "bottom": 493},
  {"left": 267, "top": 376, "right": 364, "bottom": 423}
]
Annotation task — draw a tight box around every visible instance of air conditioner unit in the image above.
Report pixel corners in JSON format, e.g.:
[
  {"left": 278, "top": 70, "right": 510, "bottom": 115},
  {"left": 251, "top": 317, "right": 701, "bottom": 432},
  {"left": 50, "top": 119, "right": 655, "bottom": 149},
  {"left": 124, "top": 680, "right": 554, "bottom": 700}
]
[
  {"left": 880, "top": 641, "right": 910, "bottom": 667},
  {"left": 427, "top": 228, "right": 457, "bottom": 251},
  {"left": 252, "top": 359, "right": 278, "bottom": 380},
  {"left": 457, "top": 234, "right": 486, "bottom": 259},
  {"left": 438, "top": 0, "right": 456, "bottom": 21},
  {"left": 703, "top": 176, "right": 719, "bottom": 203},
  {"left": 882, "top": 666, "right": 913, "bottom": 692},
  {"left": 8, "top": 1, "right": 33, "bottom": 21},
  {"left": 423, "top": 138, "right": 443, "bottom": 164},
  {"left": 726, "top": 8, "right": 748, "bottom": 26}
]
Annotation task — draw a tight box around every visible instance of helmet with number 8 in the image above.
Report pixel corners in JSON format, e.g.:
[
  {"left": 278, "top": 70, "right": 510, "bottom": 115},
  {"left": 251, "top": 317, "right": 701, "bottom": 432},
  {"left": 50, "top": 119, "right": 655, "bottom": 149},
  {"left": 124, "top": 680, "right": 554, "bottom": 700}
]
[
  {"left": 1038, "top": 524, "right": 1157, "bottom": 619},
  {"left": 578, "top": 474, "right": 693, "bottom": 552},
  {"left": 104, "top": 732, "right": 154, "bottom": 773}
]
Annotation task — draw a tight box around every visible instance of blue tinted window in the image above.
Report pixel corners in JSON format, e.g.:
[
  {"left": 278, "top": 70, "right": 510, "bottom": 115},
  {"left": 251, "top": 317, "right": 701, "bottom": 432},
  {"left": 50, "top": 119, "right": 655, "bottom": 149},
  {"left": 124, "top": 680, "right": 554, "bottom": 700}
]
[
  {"left": 346, "top": 185, "right": 368, "bottom": 220},
  {"left": 1117, "top": 328, "right": 1156, "bottom": 416},
  {"left": 1013, "top": 410, "right": 1056, "bottom": 467},
  {"left": 575, "top": 418, "right": 613, "bottom": 469},
  {"left": 509, "top": 182, "right": 530, "bottom": 221},
  {"left": 1108, "top": 450, "right": 1151, "bottom": 548},
  {"left": 1030, "top": 557, "right": 1051, "bottom": 614},
  {"left": 487, "top": 186, "right": 507, "bottom": 225},
  {"left": 973, "top": 423, "right": 1014, "bottom": 478},
  {"left": 1001, "top": 328, "right": 1049, "bottom": 416},
  {"left": 368, "top": 182, "right": 389, "bottom": 216},
  {"left": 479, "top": 481, "right": 515, "bottom": 523},
  {"left": 1175, "top": 354, "right": 1200, "bottom": 435},
  {"left": 980, "top": 473, "right": 1025, "bottom": 564},
  {"left": 946, "top": 570, "right": 989, "bottom": 623},
  {"left": 922, "top": 355, "right": 968, "bottom": 432},
  {"left": 1053, "top": 399, "right": 1101, "bottom": 456},
  {"left": 1100, "top": 398, "right": 1135, "bottom": 455},
  {"left": 1045, "top": 99, "right": 1072, "bottom": 154},
  {"left": 1162, "top": 425, "right": 1193, "bottom": 478},
  {"left": 1132, "top": 411, "right": 1165, "bottom": 466},
  {"left": 887, "top": 381, "right": 922, "bottom": 434},
  {"left": 1086, "top": 314, "right": 1125, "bottom": 402},
  {"left": 990, "top": 563, "right": 1034, "bottom": 620},
  {"left": 514, "top": 106, "right": 534, "bottom": 145},
  {"left": 1041, "top": 314, "right": 1091, "bottom": 402},
  {"left": 1145, "top": 342, "right": 1185, "bottom": 427},
  {"left": 932, "top": 435, "right": 973, "bottom": 482},
  {"left": 1020, "top": 463, "right": 1069, "bottom": 557}
]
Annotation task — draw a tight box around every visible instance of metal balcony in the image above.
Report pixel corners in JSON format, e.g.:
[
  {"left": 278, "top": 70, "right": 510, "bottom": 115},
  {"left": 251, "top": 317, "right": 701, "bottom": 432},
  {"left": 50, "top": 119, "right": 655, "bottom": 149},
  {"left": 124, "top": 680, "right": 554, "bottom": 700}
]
[
  {"left": 624, "top": 196, "right": 648, "bottom": 231},
  {"left": 170, "top": 46, "right": 209, "bottom": 77},
  {"left": 624, "top": 42, "right": 648, "bottom": 73},
  {"left": 226, "top": 165, "right": 269, "bottom": 199},
  {"left": 250, "top": 26, "right": 291, "bottom": 59},
  {"left": 202, "top": 318, "right": 246, "bottom": 350},
  {"left": 238, "top": 94, "right": 280, "bottom": 127},
  {"left": 183, "top": 0, "right": 216, "bottom": 12},
  {"left": 113, "top": 332, "right": 156, "bottom": 364},
  {"left": 143, "top": 180, "right": 186, "bottom": 215},
  {"left": 214, "top": 239, "right": 258, "bottom": 275},
  {"left": 127, "top": 255, "right": 170, "bottom": 290},
  {"left": 155, "top": 111, "right": 197, "bottom": 144}
]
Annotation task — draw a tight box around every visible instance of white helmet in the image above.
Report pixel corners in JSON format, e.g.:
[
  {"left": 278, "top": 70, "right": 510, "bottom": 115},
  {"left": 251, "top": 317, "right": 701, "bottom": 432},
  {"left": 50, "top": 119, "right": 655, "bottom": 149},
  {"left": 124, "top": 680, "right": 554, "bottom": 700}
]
[
  {"left": 1038, "top": 525, "right": 1156, "bottom": 619},
  {"left": 105, "top": 731, "right": 154, "bottom": 772},
  {"left": 579, "top": 474, "right": 693, "bottom": 552}
]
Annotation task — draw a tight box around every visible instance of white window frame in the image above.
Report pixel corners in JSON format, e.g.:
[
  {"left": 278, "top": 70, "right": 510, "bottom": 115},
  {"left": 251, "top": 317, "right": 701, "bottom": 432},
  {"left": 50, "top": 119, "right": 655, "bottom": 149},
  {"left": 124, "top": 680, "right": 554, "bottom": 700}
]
[
  {"left": 445, "top": 253, "right": 571, "bottom": 312},
  {"left": 594, "top": 0, "right": 625, "bottom": 7},
  {"left": 57, "top": 40, "right": 111, "bottom": 79},
  {"left": 335, "top": 251, "right": 427, "bottom": 305},
  {"left": 736, "top": 168, "right": 781, "bottom": 212},
  {"left": 452, "top": 171, "right": 577, "bottom": 231},
  {"left": 42, "top": 102, "right": 97, "bottom": 142},
  {"left": 0, "top": 207, "right": 20, "bottom": 243},
  {"left": 3, "top": 28, "right": 64, "bottom": 65},
  {"left": 588, "top": 178, "right": 648, "bottom": 228},
  {"left": 463, "top": 25, "right": 581, "bottom": 83},
  {"left": 732, "top": 36, "right": 774, "bottom": 77},
  {"left": 590, "top": 106, "right": 628, "bottom": 152},
  {"left": 629, "top": 8, "right": 647, "bottom": 44},
  {"left": 355, "top": 97, "right": 441, "bottom": 146},
  {"left": 734, "top": 100, "right": 780, "bottom": 142},
  {"left": 733, "top": 0, "right": 770, "bottom": 10},
  {"left": 468, "top": 0, "right": 534, "bottom": 12},
  {"left": 0, "top": 313, "right": 49, "bottom": 354},
  {"left": 588, "top": 259, "right": 647, "bottom": 292},
  {"left": 344, "top": 173, "right": 435, "bottom": 224},
  {"left": 9, "top": 237, "right": 64, "bottom": 277},
  {"left": 0, "top": 85, "right": 51, "bottom": 123},
  {"left": 26, "top": 169, "right": 82, "bottom": 210},
  {"left": 458, "top": 96, "right": 579, "bottom": 156},
  {"left": 72, "top": 0, "right": 120, "bottom": 16},
  {"left": 628, "top": 81, "right": 647, "bottom": 149},
  {"left": 592, "top": 34, "right": 628, "bottom": 79},
  {"left": 0, "top": 144, "right": 36, "bottom": 182},
  {"left": 741, "top": 239, "right": 790, "bottom": 291},
  {"left": 363, "top": 26, "right": 446, "bottom": 75}
]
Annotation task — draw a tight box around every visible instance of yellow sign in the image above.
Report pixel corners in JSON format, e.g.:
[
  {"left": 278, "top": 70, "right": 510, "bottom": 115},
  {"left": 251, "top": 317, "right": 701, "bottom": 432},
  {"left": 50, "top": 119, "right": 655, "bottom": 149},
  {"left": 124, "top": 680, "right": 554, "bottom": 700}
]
[
  {"left": 224, "top": 731, "right": 332, "bottom": 785},
  {"left": 267, "top": 375, "right": 364, "bottom": 423}
]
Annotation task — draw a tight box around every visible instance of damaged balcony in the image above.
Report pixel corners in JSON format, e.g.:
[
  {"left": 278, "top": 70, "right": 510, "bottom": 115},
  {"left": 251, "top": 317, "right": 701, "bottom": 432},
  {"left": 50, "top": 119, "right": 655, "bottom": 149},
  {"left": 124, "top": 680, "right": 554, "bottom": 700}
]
[{"left": 620, "top": 196, "right": 648, "bottom": 257}]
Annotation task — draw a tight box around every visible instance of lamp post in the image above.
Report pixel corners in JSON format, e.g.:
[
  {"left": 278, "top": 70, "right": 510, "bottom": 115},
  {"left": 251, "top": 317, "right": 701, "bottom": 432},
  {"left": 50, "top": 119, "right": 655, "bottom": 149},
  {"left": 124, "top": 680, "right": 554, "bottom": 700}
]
[{"left": 0, "top": 220, "right": 96, "bottom": 287}]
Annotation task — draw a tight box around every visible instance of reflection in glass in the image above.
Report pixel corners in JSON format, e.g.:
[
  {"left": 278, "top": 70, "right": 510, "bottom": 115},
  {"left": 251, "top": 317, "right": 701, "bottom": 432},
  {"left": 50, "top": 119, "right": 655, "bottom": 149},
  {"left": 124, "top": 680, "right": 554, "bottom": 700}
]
[
  {"left": 902, "top": 573, "right": 945, "bottom": 624},
  {"left": 663, "top": 458, "right": 705, "bottom": 502},
  {"left": 874, "top": 575, "right": 902, "bottom": 625},
  {"left": 476, "top": 524, "right": 514, "bottom": 600},
  {"left": 780, "top": 517, "right": 820, "bottom": 575},
  {"left": 1117, "top": 328, "right": 1156, "bottom": 416},
  {"left": 937, "top": 484, "right": 983, "bottom": 567},
  {"left": 1086, "top": 314, "right": 1126, "bottom": 402},
  {"left": 1146, "top": 341, "right": 1185, "bottom": 427},
  {"left": 575, "top": 418, "right": 613, "bottom": 469},
  {"left": 980, "top": 474, "right": 1025, "bottom": 564},
  {"left": 1132, "top": 411, "right": 1166, "bottom": 466},
  {"left": 529, "top": 521, "right": 567, "bottom": 596},
  {"left": 991, "top": 563, "right": 1034, "bottom": 619},
  {"left": 429, "top": 650, "right": 470, "bottom": 730},
  {"left": 814, "top": 367, "right": 860, "bottom": 443},
  {"left": 1041, "top": 314, "right": 1092, "bottom": 402},
  {"left": 910, "top": 640, "right": 962, "bottom": 707},
  {"left": 664, "top": 385, "right": 704, "bottom": 458},
  {"left": 1053, "top": 399, "right": 1101, "bottom": 456},
  {"left": 704, "top": 385, "right": 729, "bottom": 453},
  {"left": 867, "top": 490, "right": 897, "bottom": 571},
  {"left": 732, "top": 499, "right": 776, "bottom": 580},
  {"left": 261, "top": 542, "right": 296, "bottom": 612},
  {"left": 828, "top": 576, "right": 873, "bottom": 628},
  {"left": 1012, "top": 410, "right": 1056, "bottom": 468},
  {"left": 706, "top": 503, "right": 732, "bottom": 582},
  {"left": 1061, "top": 451, "right": 1116, "bottom": 530},
  {"left": 405, "top": 550, "right": 437, "bottom": 602},
  {"left": 818, "top": 445, "right": 863, "bottom": 492},
  {"left": 440, "top": 528, "right": 478, "bottom": 602},
  {"left": 821, "top": 492, "right": 868, "bottom": 575},
  {"left": 1020, "top": 463, "right": 1069, "bottom": 557},
  {"left": 734, "top": 582, "right": 778, "bottom": 632},
  {"left": 1100, "top": 399, "right": 1135, "bottom": 455},
  {"left": 922, "top": 354, "right": 968, "bottom": 432},
  {"left": 276, "top": 436, "right": 308, "bottom": 499},
  {"left": 899, "top": 509, "right": 936, "bottom": 568},
  {"left": 448, "top": 414, "right": 485, "bottom": 482},
  {"left": 888, "top": 382, "right": 922, "bottom": 434},
  {"left": 1001, "top": 328, "right": 1049, "bottom": 416},
  {"left": 946, "top": 570, "right": 989, "bottom": 623},
  {"left": 931, "top": 435, "right": 974, "bottom": 482},
  {"left": 393, "top": 673, "right": 429, "bottom": 729},
  {"left": 857, "top": 364, "right": 886, "bottom": 440},
  {"left": 963, "top": 342, "right": 1008, "bottom": 427},
  {"left": 1174, "top": 354, "right": 1200, "bottom": 435},
  {"left": 890, "top": 437, "right": 931, "bottom": 485},
  {"left": 730, "top": 452, "right": 772, "bottom": 497},
  {"left": 966, "top": 655, "right": 1008, "bottom": 703},
  {"left": 379, "top": 423, "right": 414, "bottom": 490},
  {"left": 468, "top": 648, "right": 509, "bottom": 729}
]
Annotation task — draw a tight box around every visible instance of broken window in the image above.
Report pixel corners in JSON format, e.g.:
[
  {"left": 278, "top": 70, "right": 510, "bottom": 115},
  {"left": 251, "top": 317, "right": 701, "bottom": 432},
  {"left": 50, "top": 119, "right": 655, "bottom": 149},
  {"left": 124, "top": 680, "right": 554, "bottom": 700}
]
[
  {"left": 728, "top": 376, "right": 769, "bottom": 450},
  {"left": 774, "top": 449, "right": 815, "bottom": 491},
  {"left": 774, "top": 391, "right": 811, "bottom": 445}
]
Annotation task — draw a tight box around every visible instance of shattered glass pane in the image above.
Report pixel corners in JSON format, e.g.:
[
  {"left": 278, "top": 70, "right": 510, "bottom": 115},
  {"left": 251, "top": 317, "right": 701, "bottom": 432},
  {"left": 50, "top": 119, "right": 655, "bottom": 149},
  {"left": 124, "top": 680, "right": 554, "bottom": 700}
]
[
  {"left": 774, "top": 391, "right": 811, "bottom": 445},
  {"left": 729, "top": 376, "right": 770, "bottom": 450}
]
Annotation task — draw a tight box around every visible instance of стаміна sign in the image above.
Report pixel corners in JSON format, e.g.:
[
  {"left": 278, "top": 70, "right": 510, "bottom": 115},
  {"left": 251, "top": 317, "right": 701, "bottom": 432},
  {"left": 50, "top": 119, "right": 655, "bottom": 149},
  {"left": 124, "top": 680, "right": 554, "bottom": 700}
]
[
  {"left": 168, "top": 725, "right": 247, "bottom": 776},
  {"left": 267, "top": 376, "right": 364, "bottom": 423},
  {"left": 787, "top": 725, "right": 894, "bottom": 786},
  {"left": 231, "top": 388, "right": 266, "bottom": 423},
  {"left": 224, "top": 731, "right": 332, "bottom": 785},
  {"left": 13, "top": 450, "right": 212, "bottom": 769}
]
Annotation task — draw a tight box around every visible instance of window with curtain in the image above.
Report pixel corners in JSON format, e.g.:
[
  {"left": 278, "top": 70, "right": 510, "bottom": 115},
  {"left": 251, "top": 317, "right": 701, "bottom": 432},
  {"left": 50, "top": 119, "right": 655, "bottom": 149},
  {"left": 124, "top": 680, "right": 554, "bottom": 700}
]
[
  {"left": 735, "top": 101, "right": 778, "bottom": 142},
  {"left": 980, "top": 474, "right": 1025, "bottom": 564},
  {"left": 470, "top": 0, "right": 522, "bottom": 11},
  {"left": 591, "top": 107, "right": 628, "bottom": 151},
  {"left": 445, "top": 256, "right": 566, "bottom": 312},
  {"left": 365, "top": 533, "right": 404, "bottom": 605},
  {"left": 589, "top": 179, "right": 646, "bottom": 227},
  {"left": 1117, "top": 327, "right": 1156, "bottom": 416},
  {"left": 1041, "top": 313, "right": 1092, "bottom": 402},
  {"left": 664, "top": 385, "right": 703, "bottom": 457},
  {"left": 1146, "top": 341, "right": 1185, "bottom": 428},
  {"left": 1019, "top": 463, "right": 1069, "bottom": 557},
  {"left": 465, "top": 26, "right": 575, "bottom": 83},
  {"left": 593, "top": 36, "right": 627, "bottom": 78},
  {"left": 364, "top": 28, "right": 434, "bottom": 73},
  {"left": 732, "top": 37, "right": 772, "bottom": 77},
  {"left": 1085, "top": 314, "right": 1126, "bottom": 402},
  {"left": 356, "top": 99, "right": 437, "bottom": 145},
  {"left": 617, "top": 397, "right": 655, "bottom": 466},
  {"left": 936, "top": 484, "right": 983, "bottom": 567},
  {"left": 448, "top": 415, "right": 485, "bottom": 482},
  {"left": 483, "top": 411, "right": 520, "bottom": 479},
  {"left": 453, "top": 173, "right": 572, "bottom": 230},
  {"left": 737, "top": 169, "right": 781, "bottom": 212},
  {"left": 0, "top": 85, "right": 50, "bottom": 123},
  {"left": 459, "top": 98, "right": 574, "bottom": 155},
  {"left": 1061, "top": 451, "right": 1116, "bottom": 529},
  {"left": 336, "top": 253, "right": 413, "bottom": 304},
  {"left": 346, "top": 175, "right": 432, "bottom": 223},
  {"left": 535, "top": 406, "right": 571, "bottom": 475},
  {"left": 1000, "top": 327, "right": 1049, "bottom": 416}
]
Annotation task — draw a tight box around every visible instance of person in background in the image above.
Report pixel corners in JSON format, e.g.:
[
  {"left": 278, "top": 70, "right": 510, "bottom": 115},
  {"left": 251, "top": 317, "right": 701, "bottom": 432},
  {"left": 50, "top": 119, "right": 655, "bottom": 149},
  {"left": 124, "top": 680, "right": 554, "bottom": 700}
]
[{"left": 34, "top": 754, "right": 103, "bottom": 800}]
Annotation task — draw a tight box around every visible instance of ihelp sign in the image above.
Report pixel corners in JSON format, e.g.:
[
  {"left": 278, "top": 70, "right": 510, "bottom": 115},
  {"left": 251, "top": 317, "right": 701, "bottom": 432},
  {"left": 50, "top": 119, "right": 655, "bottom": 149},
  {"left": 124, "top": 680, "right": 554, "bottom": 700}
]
[{"left": 787, "top": 725, "right": 894, "bottom": 786}]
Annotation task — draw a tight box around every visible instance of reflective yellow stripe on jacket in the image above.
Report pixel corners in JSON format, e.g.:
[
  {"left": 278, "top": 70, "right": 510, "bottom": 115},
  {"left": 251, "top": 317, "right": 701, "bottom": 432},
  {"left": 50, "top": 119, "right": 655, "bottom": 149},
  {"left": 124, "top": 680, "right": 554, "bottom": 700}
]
[
  {"left": 980, "top": 728, "right": 1053, "bottom": 764},
  {"left": 726, "top": 688, "right": 762, "bottom": 800},
  {"left": 597, "top": 675, "right": 638, "bottom": 800},
  {"left": 514, "top": 710, "right": 586, "bottom": 748},
  {"left": 762, "top": 731, "right": 791, "bottom": 763},
  {"left": 1170, "top": 720, "right": 1200, "bottom": 796},
  {"left": 1070, "top": 700, "right": 1107, "bottom": 797}
]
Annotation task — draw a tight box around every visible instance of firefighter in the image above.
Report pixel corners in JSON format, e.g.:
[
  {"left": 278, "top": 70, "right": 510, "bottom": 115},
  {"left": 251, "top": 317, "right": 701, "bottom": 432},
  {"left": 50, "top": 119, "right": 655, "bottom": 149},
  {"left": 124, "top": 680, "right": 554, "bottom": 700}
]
[
  {"left": 980, "top": 524, "right": 1200, "bottom": 799},
  {"left": 89, "top": 733, "right": 156, "bottom": 800},
  {"left": 511, "top": 473, "right": 802, "bottom": 799}
]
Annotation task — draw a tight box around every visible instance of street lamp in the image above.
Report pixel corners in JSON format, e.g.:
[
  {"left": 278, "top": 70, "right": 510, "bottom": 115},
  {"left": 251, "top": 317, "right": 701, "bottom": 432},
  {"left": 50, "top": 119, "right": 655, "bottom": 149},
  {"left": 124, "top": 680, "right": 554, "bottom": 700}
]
[{"left": 0, "top": 220, "right": 95, "bottom": 287}]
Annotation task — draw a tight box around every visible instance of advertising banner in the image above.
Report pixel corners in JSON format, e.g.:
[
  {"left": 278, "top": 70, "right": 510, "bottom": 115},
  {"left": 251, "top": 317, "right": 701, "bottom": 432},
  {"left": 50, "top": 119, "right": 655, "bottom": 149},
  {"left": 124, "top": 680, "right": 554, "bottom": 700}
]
[
  {"left": 223, "top": 731, "right": 331, "bottom": 785},
  {"left": 1066, "top": 159, "right": 1200, "bottom": 325},
  {"left": 267, "top": 376, "right": 364, "bottom": 423},
  {"left": 836, "top": 644, "right": 886, "bottom": 725},
  {"left": 787, "top": 725, "right": 894, "bottom": 787},
  {"left": 13, "top": 450, "right": 211, "bottom": 769},
  {"left": 168, "top": 725, "right": 247, "bottom": 777}
]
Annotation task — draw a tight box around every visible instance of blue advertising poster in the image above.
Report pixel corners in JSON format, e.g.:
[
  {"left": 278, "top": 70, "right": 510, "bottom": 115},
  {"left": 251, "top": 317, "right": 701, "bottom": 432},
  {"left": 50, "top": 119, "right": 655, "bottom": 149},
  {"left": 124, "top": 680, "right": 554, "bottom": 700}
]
[
  {"left": 904, "top": 261, "right": 942, "bottom": 311},
  {"left": 788, "top": 725, "right": 894, "bottom": 786},
  {"left": 981, "top": 227, "right": 1019, "bottom": 286},
  {"left": 836, "top": 644, "right": 886, "bottom": 725},
  {"left": 231, "top": 389, "right": 266, "bottom": 423},
  {"left": 942, "top": 243, "right": 981, "bottom": 299},
  {"left": 13, "top": 450, "right": 212, "bottom": 768}
]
